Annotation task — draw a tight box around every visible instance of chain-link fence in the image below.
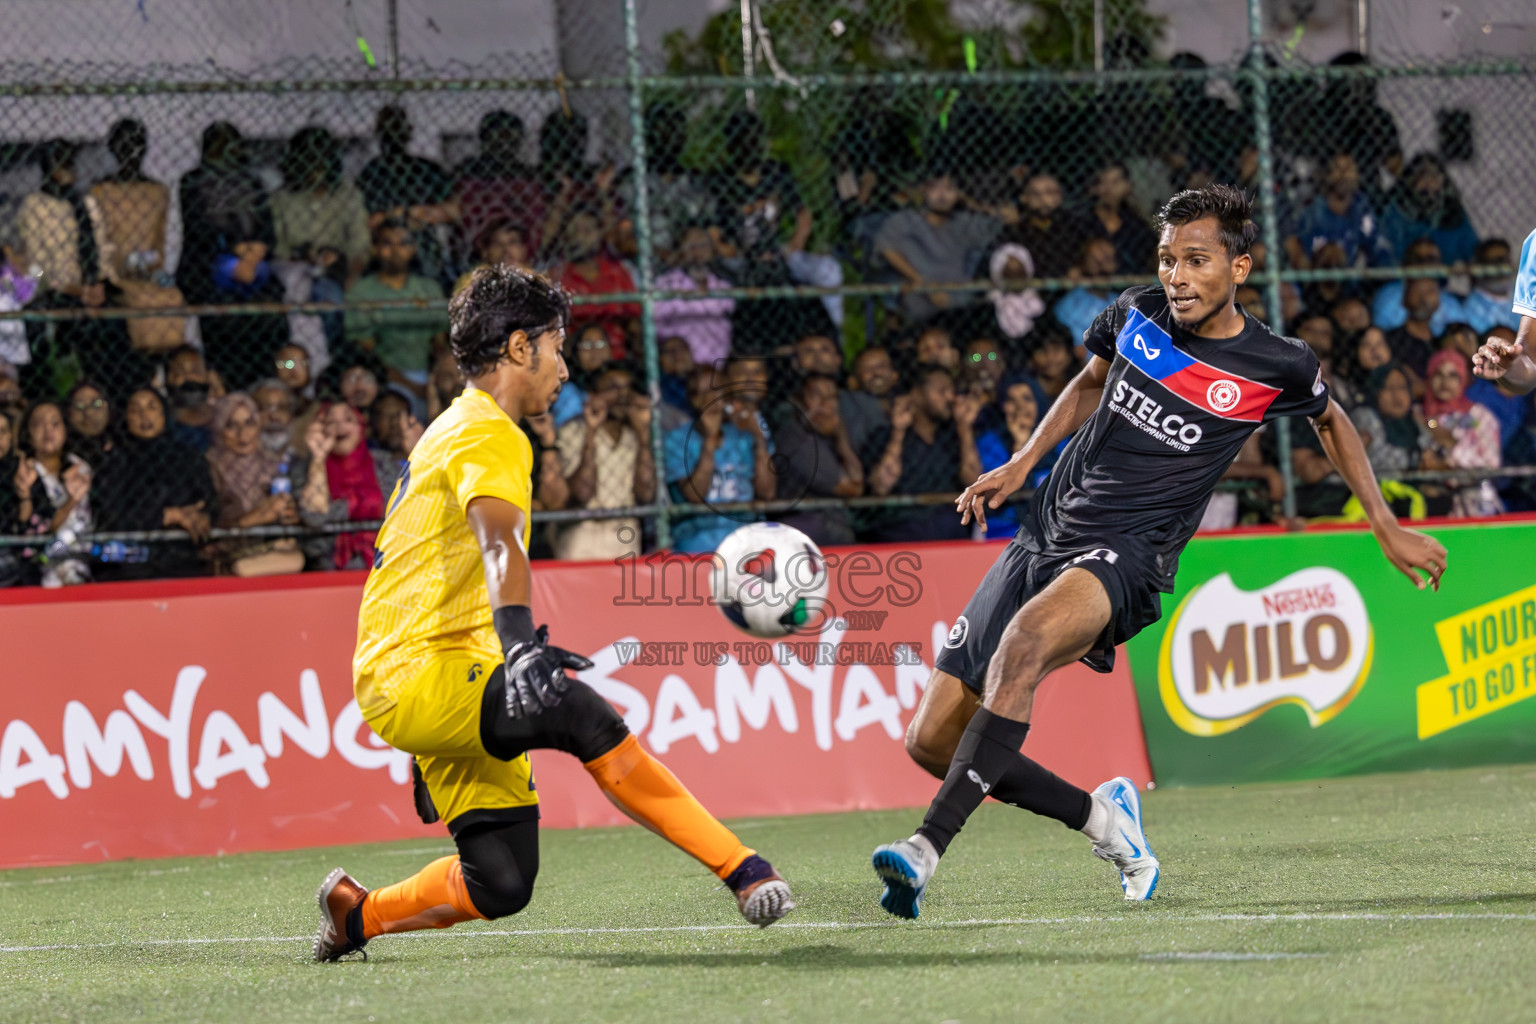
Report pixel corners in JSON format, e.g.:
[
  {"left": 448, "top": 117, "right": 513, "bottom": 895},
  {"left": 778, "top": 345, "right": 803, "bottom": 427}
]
[{"left": 0, "top": 0, "right": 1533, "bottom": 585}]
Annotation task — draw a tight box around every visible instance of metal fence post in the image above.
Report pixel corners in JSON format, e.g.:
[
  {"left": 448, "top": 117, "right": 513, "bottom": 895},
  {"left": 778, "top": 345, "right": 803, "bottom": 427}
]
[
  {"left": 1246, "top": 0, "right": 1297, "bottom": 519},
  {"left": 623, "top": 0, "right": 671, "bottom": 550}
]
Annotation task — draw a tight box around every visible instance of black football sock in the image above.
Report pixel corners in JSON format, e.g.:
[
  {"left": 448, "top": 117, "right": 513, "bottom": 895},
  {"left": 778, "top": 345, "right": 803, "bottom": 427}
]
[
  {"left": 917, "top": 707, "right": 1030, "bottom": 857},
  {"left": 987, "top": 746, "right": 1093, "bottom": 831}
]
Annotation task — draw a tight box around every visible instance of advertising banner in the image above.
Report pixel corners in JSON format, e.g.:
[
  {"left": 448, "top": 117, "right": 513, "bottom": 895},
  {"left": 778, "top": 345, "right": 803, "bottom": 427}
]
[
  {"left": 1126, "top": 518, "right": 1536, "bottom": 786},
  {"left": 0, "top": 541, "right": 1151, "bottom": 869}
]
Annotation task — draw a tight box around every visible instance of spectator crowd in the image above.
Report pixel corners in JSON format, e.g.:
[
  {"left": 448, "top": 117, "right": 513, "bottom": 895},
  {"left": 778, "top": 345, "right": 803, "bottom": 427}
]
[{"left": 1, "top": 60, "right": 1534, "bottom": 585}]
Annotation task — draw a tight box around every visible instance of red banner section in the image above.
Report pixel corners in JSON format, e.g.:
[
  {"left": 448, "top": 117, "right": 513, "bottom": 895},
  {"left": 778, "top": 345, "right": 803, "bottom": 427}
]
[{"left": 0, "top": 541, "right": 1150, "bottom": 869}]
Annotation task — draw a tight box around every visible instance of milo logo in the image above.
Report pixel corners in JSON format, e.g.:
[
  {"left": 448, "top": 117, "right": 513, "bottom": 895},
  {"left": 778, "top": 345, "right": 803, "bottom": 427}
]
[{"left": 1158, "top": 568, "right": 1373, "bottom": 736}]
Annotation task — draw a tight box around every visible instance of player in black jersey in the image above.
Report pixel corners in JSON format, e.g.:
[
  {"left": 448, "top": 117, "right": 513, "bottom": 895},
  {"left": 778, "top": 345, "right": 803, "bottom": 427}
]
[{"left": 871, "top": 185, "right": 1447, "bottom": 918}]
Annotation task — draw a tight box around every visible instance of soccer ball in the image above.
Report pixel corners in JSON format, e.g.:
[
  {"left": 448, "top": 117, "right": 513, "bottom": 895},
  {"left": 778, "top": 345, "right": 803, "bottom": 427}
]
[{"left": 711, "top": 522, "right": 830, "bottom": 639}]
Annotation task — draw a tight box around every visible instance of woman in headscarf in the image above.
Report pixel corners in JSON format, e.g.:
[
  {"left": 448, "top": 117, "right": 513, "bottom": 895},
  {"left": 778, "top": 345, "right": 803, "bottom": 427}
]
[
  {"left": 206, "top": 392, "right": 332, "bottom": 575},
  {"left": 986, "top": 243, "right": 1046, "bottom": 343},
  {"left": 64, "top": 380, "right": 113, "bottom": 469},
  {"left": 92, "top": 387, "right": 216, "bottom": 579},
  {"left": 1421, "top": 350, "right": 1503, "bottom": 516},
  {"left": 315, "top": 401, "right": 383, "bottom": 569},
  {"left": 1349, "top": 362, "right": 1429, "bottom": 476}
]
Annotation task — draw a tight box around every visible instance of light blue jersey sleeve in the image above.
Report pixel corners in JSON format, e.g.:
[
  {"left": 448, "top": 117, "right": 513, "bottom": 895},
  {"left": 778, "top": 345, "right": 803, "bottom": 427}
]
[{"left": 1514, "top": 228, "right": 1536, "bottom": 319}]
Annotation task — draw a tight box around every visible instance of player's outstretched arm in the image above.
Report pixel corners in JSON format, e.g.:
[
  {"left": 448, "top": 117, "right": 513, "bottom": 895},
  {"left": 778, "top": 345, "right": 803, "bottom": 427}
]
[
  {"left": 1471, "top": 318, "right": 1536, "bottom": 395},
  {"left": 956, "top": 355, "right": 1111, "bottom": 531},
  {"left": 467, "top": 496, "right": 590, "bottom": 717},
  {"left": 1309, "top": 399, "right": 1448, "bottom": 591}
]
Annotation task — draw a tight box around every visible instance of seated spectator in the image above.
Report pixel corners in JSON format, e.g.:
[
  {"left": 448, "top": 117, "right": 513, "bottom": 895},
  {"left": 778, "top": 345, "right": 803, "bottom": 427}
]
[
  {"left": 454, "top": 219, "right": 533, "bottom": 296},
  {"left": 984, "top": 243, "right": 1045, "bottom": 345},
  {"left": 1463, "top": 237, "right": 1522, "bottom": 334},
  {"left": 864, "top": 365, "right": 980, "bottom": 542},
  {"left": 1422, "top": 349, "right": 1503, "bottom": 516},
  {"left": 628, "top": 103, "right": 718, "bottom": 266},
  {"left": 523, "top": 412, "right": 569, "bottom": 545},
  {"left": 274, "top": 343, "right": 320, "bottom": 442},
  {"left": 914, "top": 324, "right": 960, "bottom": 372},
  {"left": 1351, "top": 363, "right": 1431, "bottom": 477},
  {"left": 961, "top": 337, "right": 1008, "bottom": 436},
  {"left": 709, "top": 111, "right": 838, "bottom": 353},
  {"left": 1335, "top": 324, "right": 1394, "bottom": 410},
  {"left": 1028, "top": 328, "right": 1079, "bottom": 403},
  {"left": 91, "top": 387, "right": 215, "bottom": 580},
  {"left": 427, "top": 350, "right": 465, "bottom": 421},
  {"left": 652, "top": 225, "right": 735, "bottom": 367},
  {"left": 1284, "top": 152, "right": 1391, "bottom": 269},
  {"left": 1371, "top": 237, "right": 1467, "bottom": 334},
  {"left": 658, "top": 334, "right": 695, "bottom": 432},
  {"left": 554, "top": 209, "right": 639, "bottom": 358},
  {"left": 1385, "top": 277, "right": 1442, "bottom": 379},
  {"left": 345, "top": 219, "right": 449, "bottom": 403},
  {"left": 89, "top": 119, "right": 187, "bottom": 380},
  {"left": 1295, "top": 314, "right": 1335, "bottom": 361},
  {"left": 18, "top": 140, "right": 136, "bottom": 400},
  {"left": 176, "top": 123, "right": 288, "bottom": 391},
  {"left": 164, "top": 345, "right": 217, "bottom": 452},
  {"left": 999, "top": 173, "right": 1087, "bottom": 280},
  {"left": 1467, "top": 325, "right": 1531, "bottom": 447},
  {"left": 207, "top": 393, "right": 332, "bottom": 576},
  {"left": 272, "top": 127, "right": 372, "bottom": 285},
  {"left": 1086, "top": 162, "right": 1157, "bottom": 274},
  {"left": 357, "top": 105, "right": 458, "bottom": 283},
  {"left": 24, "top": 400, "right": 93, "bottom": 585},
  {"left": 455, "top": 111, "right": 548, "bottom": 256},
  {"left": 773, "top": 372, "right": 865, "bottom": 547},
  {"left": 251, "top": 377, "right": 300, "bottom": 458},
  {"left": 844, "top": 345, "right": 895, "bottom": 458},
  {"left": 325, "top": 352, "right": 386, "bottom": 417},
  {"left": 1054, "top": 238, "right": 1119, "bottom": 356},
  {"left": 876, "top": 170, "right": 1000, "bottom": 323},
  {"left": 1380, "top": 154, "right": 1479, "bottom": 266},
  {"left": 555, "top": 364, "right": 656, "bottom": 560},
  {"left": 65, "top": 381, "right": 112, "bottom": 468},
  {"left": 315, "top": 402, "right": 383, "bottom": 569},
  {"left": 974, "top": 372, "right": 1058, "bottom": 540},
  {"left": 0, "top": 242, "right": 37, "bottom": 389},
  {"left": 1234, "top": 284, "right": 1266, "bottom": 321},
  {"left": 1330, "top": 297, "right": 1372, "bottom": 336},
  {"left": 0, "top": 409, "right": 51, "bottom": 584},
  {"left": 664, "top": 364, "right": 776, "bottom": 553},
  {"left": 368, "top": 389, "right": 422, "bottom": 497},
  {"left": 537, "top": 110, "right": 621, "bottom": 256}
]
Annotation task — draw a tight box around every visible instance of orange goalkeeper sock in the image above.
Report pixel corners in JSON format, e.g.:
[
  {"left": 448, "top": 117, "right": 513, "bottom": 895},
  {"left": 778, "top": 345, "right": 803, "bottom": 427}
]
[
  {"left": 584, "top": 734, "right": 753, "bottom": 880},
  {"left": 359, "top": 855, "right": 485, "bottom": 938}
]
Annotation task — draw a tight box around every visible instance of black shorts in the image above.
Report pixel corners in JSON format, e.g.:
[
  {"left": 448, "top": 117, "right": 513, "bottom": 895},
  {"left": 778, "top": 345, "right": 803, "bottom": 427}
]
[{"left": 934, "top": 535, "right": 1167, "bottom": 693}]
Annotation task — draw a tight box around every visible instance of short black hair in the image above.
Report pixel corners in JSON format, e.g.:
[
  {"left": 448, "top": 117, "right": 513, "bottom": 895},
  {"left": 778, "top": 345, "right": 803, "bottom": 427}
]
[
  {"left": 449, "top": 265, "right": 570, "bottom": 379},
  {"left": 1156, "top": 184, "right": 1257, "bottom": 258},
  {"left": 372, "top": 216, "right": 411, "bottom": 245},
  {"left": 903, "top": 362, "right": 954, "bottom": 393},
  {"left": 796, "top": 371, "right": 839, "bottom": 398}
]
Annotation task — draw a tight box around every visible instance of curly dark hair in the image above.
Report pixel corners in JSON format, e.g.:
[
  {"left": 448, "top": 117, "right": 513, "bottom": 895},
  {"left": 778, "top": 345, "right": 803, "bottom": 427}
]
[
  {"left": 1156, "top": 184, "right": 1257, "bottom": 257},
  {"left": 448, "top": 265, "right": 570, "bottom": 379}
]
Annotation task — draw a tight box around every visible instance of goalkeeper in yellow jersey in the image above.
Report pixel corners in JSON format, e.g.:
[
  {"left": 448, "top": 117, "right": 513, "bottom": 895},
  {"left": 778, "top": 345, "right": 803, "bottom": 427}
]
[{"left": 313, "top": 266, "right": 793, "bottom": 961}]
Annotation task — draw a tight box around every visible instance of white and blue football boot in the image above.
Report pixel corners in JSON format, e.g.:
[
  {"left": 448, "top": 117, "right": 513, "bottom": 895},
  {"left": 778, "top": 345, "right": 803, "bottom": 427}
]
[
  {"left": 871, "top": 835, "right": 938, "bottom": 920},
  {"left": 1090, "top": 776, "right": 1160, "bottom": 901}
]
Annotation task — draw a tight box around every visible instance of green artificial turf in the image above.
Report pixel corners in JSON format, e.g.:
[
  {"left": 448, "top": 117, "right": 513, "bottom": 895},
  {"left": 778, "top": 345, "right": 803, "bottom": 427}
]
[{"left": 4, "top": 763, "right": 1536, "bottom": 1024}]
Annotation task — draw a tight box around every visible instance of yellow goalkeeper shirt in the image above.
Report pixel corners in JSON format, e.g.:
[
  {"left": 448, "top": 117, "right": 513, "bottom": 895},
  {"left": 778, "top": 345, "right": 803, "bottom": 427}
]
[{"left": 353, "top": 386, "right": 532, "bottom": 719}]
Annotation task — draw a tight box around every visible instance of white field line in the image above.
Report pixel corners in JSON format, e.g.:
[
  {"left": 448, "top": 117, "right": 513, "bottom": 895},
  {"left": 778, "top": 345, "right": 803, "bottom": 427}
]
[{"left": 3, "top": 911, "right": 1535, "bottom": 955}]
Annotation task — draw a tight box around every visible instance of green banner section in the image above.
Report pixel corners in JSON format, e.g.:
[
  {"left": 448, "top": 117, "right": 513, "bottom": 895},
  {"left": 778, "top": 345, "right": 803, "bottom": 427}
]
[{"left": 1125, "top": 520, "right": 1536, "bottom": 786}]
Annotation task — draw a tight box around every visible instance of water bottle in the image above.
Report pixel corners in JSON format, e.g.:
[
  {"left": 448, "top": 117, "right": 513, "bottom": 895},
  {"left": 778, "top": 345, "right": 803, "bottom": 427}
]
[
  {"left": 92, "top": 541, "right": 150, "bottom": 564},
  {"left": 272, "top": 459, "right": 292, "bottom": 496},
  {"left": 42, "top": 526, "right": 77, "bottom": 567}
]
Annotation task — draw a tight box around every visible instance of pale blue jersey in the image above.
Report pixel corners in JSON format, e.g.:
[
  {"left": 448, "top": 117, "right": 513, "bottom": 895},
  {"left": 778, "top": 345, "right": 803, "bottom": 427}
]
[{"left": 1514, "top": 228, "right": 1536, "bottom": 320}]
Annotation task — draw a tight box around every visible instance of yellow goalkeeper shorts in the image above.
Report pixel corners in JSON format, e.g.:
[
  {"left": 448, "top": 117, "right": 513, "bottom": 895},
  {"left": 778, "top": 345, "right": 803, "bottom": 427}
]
[{"left": 363, "top": 651, "right": 538, "bottom": 832}]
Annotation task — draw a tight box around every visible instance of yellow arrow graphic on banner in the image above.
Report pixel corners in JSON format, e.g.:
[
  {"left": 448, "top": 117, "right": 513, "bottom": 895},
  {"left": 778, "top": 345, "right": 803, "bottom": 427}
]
[{"left": 1416, "top": 583, "right": 1536, "bottom": 740}]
